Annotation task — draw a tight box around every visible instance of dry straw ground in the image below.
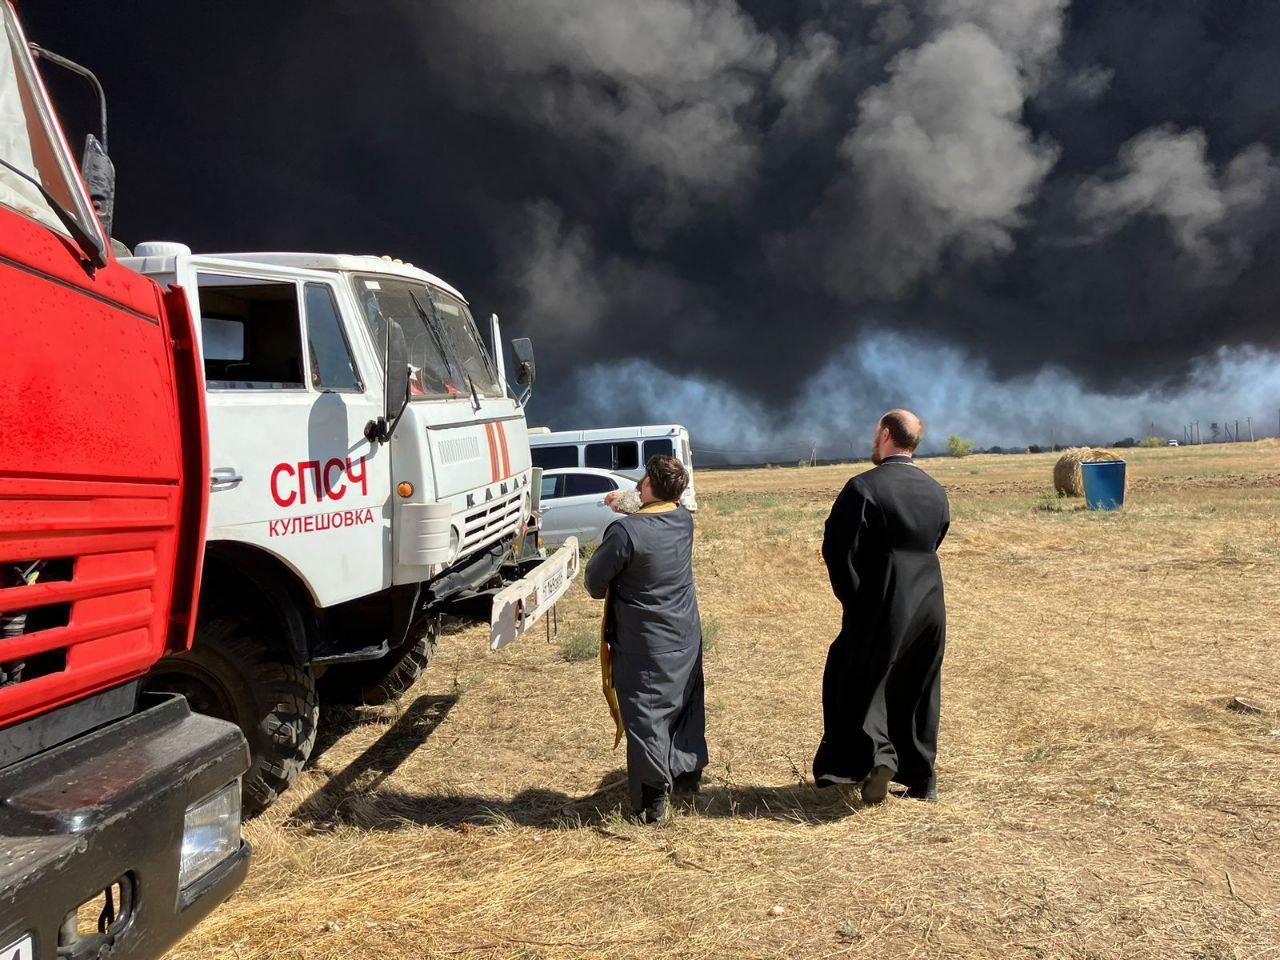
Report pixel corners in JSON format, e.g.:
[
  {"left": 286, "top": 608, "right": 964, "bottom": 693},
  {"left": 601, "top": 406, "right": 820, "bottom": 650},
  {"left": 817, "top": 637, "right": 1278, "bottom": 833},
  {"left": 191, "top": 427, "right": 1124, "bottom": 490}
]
[{"left": 176, "top": 443, "right": 1280, "bottom": 960}]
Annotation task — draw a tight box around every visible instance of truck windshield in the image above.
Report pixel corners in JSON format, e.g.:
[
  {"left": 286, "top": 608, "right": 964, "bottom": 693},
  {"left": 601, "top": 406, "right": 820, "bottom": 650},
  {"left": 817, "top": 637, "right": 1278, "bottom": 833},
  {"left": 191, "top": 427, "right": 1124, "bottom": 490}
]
[
  {"left": 427, "top": 288, "right": 503, "bottom": 398},
  {"left": 352, "top": 274, "right": 503, "bottom": 401},
  {"left": 0, "top": 8, "right": 97, "bottom": 242}
]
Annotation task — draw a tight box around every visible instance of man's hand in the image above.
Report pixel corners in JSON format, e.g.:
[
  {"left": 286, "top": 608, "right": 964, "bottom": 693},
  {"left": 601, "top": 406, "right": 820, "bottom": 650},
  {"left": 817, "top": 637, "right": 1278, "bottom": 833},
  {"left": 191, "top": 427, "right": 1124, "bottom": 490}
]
[{"left": 604, "top": 490, "right": 643, "bottom": 514}]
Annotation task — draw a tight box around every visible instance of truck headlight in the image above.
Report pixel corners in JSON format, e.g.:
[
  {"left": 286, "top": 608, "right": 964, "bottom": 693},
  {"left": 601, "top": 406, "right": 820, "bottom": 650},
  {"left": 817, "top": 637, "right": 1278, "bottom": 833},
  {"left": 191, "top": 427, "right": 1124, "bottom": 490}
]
[{"left": 180, "top": 780, "right": 242, "bottom": 889}]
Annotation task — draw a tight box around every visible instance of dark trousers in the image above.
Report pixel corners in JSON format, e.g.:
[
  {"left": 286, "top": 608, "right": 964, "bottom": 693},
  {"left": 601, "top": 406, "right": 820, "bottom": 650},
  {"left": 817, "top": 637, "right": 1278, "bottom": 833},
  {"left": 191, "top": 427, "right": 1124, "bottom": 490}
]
[
  {"left": 612, "top": 642, "right": 708, "bottom": 812},
  {"left": 814, "top": 614, "right": 944, "bottom": 792}
]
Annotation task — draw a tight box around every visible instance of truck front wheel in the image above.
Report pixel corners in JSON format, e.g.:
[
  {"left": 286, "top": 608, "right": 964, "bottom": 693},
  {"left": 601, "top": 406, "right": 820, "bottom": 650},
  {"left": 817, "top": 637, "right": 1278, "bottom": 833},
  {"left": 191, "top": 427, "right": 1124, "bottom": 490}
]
[
  {"left": 320, "top": 616, "right": 439, "bottom": 706},
  {"left": 143, "top": 617, "right": 319, "bottom": 817}
]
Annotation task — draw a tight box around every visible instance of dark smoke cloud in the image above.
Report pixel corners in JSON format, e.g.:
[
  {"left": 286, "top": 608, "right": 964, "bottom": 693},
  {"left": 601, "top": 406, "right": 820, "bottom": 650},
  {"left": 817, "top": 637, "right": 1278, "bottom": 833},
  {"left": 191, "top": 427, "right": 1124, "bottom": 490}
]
[{"left": 24, "top": 0, "right": 1280, "bottom": 453}]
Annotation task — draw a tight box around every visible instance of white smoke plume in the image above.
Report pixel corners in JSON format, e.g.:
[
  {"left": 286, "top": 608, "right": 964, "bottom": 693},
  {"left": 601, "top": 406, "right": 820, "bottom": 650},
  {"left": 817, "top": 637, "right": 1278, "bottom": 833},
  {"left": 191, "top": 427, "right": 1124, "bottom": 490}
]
[
  {"left": 544, "top": 333, "right": 1280, "bottom": 457},
  {"left": 778, "top": 2, "right": 1064, "bottom": 302},
  {"left": 1077, "top": 126, "right": 1280, "bottom": 278}
]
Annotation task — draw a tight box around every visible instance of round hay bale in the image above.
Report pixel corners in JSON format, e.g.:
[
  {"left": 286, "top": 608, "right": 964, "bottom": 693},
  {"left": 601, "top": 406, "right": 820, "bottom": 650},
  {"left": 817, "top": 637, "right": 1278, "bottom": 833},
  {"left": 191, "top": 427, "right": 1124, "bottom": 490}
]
[{"left": 1053, "top": 447, "right": 1123, "bottom": 497}]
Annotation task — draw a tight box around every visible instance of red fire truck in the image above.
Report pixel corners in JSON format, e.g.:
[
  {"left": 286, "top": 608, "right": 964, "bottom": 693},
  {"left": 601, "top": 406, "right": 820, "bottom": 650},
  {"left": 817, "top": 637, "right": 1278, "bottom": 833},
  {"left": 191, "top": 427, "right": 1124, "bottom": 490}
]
[{"left": 0, "top": 5, "right": 248, "bottom": 958}]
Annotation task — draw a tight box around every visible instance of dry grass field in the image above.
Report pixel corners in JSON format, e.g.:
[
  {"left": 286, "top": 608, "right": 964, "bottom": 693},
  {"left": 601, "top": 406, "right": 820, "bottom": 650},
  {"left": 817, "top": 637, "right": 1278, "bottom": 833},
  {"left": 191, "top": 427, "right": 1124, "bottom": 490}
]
[{"left": 176, "top": 442, "right": 1280, "bottom": 960}]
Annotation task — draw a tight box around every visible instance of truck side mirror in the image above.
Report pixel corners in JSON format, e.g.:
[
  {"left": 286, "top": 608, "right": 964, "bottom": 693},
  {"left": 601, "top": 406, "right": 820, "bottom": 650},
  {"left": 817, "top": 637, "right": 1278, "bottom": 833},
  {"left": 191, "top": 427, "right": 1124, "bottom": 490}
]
[
  {"left": 511, "top": 337, "right": 536, "bottom": 386},
  {"left": 367, "top": 319, "right": 413, "bottom": 443},
  {"left": 386, "top": 320, "right": 412, "bottom": 422},
  {"left": 81, "top": 134, "right": 115, "bottom": 238}
]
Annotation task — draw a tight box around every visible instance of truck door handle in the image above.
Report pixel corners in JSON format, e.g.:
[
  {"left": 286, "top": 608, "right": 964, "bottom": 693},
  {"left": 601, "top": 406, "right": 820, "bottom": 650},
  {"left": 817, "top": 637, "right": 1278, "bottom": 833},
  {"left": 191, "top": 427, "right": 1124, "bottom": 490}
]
[{"left": 210, "top": 468, "right": 244, "bottom": 490}]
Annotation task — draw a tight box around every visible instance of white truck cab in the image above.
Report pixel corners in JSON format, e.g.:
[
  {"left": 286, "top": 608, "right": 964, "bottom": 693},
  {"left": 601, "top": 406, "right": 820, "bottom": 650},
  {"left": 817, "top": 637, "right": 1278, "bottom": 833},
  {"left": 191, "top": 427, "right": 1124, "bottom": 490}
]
[{"left": 121, "top": 243, "right": 578, "bottom": 813}]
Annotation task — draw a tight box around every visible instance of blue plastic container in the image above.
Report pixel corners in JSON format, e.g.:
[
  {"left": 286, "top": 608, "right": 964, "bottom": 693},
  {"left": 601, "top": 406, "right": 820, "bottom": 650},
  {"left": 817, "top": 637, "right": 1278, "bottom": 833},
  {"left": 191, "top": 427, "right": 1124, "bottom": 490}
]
[{"left": 1081, "top": 459, "right": 1126, "bottom": 510}]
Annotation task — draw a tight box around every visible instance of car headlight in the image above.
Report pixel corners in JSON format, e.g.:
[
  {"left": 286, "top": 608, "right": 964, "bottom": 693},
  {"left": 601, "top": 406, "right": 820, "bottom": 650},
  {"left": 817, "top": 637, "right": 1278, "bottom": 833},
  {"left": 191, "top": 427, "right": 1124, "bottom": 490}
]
[
  {"left": 180, "top": 780, "right": 242, "bottom": 889},
  {"left": 448, "top": 526, "right": 461, "bottom": 561}
]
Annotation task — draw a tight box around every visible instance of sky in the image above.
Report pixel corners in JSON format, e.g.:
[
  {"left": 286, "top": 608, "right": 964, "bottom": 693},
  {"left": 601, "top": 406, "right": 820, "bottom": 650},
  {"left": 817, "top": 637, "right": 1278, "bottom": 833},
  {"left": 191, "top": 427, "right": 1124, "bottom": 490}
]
[{"left": 23, "top": 0, "right": 1280, "bottom": 459}]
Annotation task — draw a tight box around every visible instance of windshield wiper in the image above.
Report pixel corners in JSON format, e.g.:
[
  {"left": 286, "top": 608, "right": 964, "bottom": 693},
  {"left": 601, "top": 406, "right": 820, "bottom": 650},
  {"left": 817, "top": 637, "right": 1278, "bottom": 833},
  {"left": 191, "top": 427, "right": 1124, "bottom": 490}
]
[
  {"left": 407, "top": 287, "right": 469, "bottom": 394},
  {"left": 0, "top": 156, "right": 105, "bottom": 269}
]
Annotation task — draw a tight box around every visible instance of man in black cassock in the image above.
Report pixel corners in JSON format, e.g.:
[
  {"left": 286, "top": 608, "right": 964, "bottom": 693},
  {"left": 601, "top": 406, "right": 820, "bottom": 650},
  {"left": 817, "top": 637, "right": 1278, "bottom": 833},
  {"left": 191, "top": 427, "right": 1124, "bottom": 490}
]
[
  {"left": 585, "top": 455, "right": 707, "bottom": 824},
  {"left": 814, "top": 409, "right": 950, "bottom": 803}
]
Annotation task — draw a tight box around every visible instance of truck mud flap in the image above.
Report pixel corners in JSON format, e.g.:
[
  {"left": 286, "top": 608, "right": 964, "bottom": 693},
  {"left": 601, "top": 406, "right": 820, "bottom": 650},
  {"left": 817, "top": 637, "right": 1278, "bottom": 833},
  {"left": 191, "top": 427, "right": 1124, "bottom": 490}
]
[{"left": 489, "top": 539, "right": 579, "bottom": 651}]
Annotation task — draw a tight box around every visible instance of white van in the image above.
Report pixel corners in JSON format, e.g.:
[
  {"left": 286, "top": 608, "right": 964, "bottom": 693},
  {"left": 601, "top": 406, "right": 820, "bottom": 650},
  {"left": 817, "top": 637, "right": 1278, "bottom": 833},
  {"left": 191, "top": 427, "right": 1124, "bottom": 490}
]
[{"left": 528, "top": 424, "right": 697, "bottom": 510}]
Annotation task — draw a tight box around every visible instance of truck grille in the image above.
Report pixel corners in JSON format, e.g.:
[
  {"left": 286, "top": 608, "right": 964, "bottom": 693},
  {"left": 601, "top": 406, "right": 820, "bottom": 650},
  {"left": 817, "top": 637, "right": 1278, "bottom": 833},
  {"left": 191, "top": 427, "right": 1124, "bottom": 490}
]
[
  {"left": 460, "top": 489, "right": 524, "bottom": 557},
  {"left": 0, "top": 478, "right": 176, "bottom": 727}
]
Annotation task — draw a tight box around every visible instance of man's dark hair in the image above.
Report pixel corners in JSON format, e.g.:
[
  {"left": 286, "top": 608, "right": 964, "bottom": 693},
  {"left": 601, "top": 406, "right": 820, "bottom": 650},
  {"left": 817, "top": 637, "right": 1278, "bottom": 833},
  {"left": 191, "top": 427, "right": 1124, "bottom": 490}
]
[
  {"left": 645, "top": 454, "right": 688, "bottom": 502},
  {"left": 880, "top": 409, "right": 924, "bottom": 452}
]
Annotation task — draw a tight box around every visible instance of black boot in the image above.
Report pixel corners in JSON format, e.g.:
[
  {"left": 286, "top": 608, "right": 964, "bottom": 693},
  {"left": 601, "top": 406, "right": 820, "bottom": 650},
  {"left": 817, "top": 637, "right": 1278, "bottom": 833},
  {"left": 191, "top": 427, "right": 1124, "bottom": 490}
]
[
  {"left": 860, "top": 764, "right": 894, "bottom": 805},
  {"left": 906, "top": 780, "right": 938, "bottom": 802},
  {"left": 638, "top": 784, "right": 670, "bottom": 824},
  {"left": 672, "top": 770, "right": 703, "bottom": 795}
]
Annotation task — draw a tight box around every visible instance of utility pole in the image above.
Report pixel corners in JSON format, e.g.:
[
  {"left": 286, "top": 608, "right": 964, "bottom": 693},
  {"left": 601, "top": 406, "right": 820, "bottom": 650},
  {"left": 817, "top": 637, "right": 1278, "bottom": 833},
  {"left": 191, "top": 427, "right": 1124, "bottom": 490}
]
[
  {"left": 1248, "top": 417, "right": 1254, "bottom": 442},
  {"left": 1235, "top": 419, "right": 1240, "bottom": 443}
]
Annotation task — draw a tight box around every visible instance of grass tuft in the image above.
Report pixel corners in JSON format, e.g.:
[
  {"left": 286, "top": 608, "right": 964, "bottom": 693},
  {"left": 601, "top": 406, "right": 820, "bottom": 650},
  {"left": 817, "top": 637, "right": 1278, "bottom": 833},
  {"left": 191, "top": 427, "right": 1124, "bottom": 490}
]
[
  {"left": 558, "top": 621, "right": 599, "bottom": 662},
  {"left": 702, "top": 615, "right": 722, "bottom": 654}
]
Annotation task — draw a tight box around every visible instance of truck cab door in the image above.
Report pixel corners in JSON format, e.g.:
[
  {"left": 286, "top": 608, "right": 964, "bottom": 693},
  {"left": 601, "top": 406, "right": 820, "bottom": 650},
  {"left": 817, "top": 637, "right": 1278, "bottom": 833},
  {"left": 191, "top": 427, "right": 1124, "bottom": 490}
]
[{"left": 174, "top": 256, "right": 389, "bottom": 605}]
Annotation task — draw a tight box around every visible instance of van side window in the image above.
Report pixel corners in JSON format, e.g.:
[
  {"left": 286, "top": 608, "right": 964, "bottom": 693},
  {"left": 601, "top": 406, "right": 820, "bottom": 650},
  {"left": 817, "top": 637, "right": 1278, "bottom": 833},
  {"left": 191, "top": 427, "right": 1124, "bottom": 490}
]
[
  {"left": 532, "top": 445, "right": 579, "bottom": 469},
  {"left": 304, "top": 282, "right": 362, "bottom": 392},
  {"left": 643, "top": 439, "right": 674, "bottom": 461},
  {"left": 586, "top": 441, "right": 639, "bottom": 472},
  {"left": 198, "top": 274, "right": 304, "bottom": 390}
]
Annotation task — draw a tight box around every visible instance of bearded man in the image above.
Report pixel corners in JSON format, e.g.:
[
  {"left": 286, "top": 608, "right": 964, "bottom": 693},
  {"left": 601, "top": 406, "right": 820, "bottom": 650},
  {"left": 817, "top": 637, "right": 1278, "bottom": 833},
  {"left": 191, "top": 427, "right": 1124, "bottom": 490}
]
[{"left": 813, "top": 409, "right": 950, "bottom": 803}]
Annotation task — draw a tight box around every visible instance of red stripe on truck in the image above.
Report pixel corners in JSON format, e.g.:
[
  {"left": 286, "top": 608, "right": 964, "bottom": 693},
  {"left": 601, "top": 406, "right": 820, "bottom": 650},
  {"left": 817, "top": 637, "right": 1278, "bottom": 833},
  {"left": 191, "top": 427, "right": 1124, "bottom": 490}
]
[
  {"left": 483, "top": 423, "right": 499, "bottom": 482},
  {"left": 496, "top": 422, "right": 511, "bottom": 478}
]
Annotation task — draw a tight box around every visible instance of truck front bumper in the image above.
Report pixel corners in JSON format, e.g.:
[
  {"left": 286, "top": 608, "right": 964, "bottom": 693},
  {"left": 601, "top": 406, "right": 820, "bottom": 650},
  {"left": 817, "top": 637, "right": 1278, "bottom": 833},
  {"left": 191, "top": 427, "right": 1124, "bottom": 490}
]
[
  {"left": 0, "top": 693, "right": 250, "bottom": 960},
  {"left": 489, "top": 538, "right": 579, "bottom": 650}
]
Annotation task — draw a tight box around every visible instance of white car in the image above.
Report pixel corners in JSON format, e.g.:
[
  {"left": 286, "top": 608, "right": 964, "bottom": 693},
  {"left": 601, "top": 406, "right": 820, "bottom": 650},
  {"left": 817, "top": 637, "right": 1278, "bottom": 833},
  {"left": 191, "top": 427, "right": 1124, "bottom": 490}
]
[{"left": 538, "top": 468, "right": 635, "bottom": 546}]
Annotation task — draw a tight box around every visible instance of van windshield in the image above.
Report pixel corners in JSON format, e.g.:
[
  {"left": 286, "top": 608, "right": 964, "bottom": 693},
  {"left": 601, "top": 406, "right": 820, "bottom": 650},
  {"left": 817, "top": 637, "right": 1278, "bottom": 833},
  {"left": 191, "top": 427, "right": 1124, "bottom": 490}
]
[
  {"left": 0, "top": 8, "right": 96, "bottom": 241},
  {"left": 351, "top": 274, "right": 502, "bottom": 400}
]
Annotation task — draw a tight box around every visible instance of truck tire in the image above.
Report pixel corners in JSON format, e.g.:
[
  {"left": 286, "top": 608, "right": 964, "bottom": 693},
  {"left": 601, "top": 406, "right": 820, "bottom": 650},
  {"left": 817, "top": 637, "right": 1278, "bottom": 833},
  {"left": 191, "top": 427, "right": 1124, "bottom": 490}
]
[
  {"left": 321, "top": 618, "right": 439, "bottom": 707},
  {"left": 143, "top": 616, "right": 318, "bottom": 817}
]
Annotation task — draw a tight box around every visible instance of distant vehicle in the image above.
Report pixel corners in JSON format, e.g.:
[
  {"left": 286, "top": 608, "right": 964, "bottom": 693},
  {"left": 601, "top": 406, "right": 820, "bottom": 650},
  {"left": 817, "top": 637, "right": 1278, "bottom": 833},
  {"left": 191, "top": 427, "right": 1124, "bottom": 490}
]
[
  {"left": 538, "top": 468, "right": 635, "bottom": 546},
  {"left": 529, "top": 424, "right": 698, "bottom": 510},
  {"left": 1168, "top": 440, "right": 1179, "bottom": 446}
]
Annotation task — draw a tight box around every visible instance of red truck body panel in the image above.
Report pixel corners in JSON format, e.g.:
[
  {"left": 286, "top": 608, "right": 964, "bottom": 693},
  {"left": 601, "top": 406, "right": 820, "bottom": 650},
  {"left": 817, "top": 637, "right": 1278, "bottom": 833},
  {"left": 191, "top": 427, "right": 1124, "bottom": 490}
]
[
  {"left": 0, "top": 27, "right": 208, "bottom": 727},
  {"left": 0, "top": 207, "right": 207, "bottom": 727}
]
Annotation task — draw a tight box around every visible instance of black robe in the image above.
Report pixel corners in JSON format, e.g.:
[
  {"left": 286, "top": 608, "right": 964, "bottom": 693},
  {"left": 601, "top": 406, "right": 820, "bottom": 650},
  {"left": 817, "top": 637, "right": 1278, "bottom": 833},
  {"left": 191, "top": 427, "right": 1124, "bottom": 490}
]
[
  {"left": 584, "top": 504, "right": 707, "bottom": 812},
  {"left": 813, "top": 455, "right": 950, "bottom": 795}
]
